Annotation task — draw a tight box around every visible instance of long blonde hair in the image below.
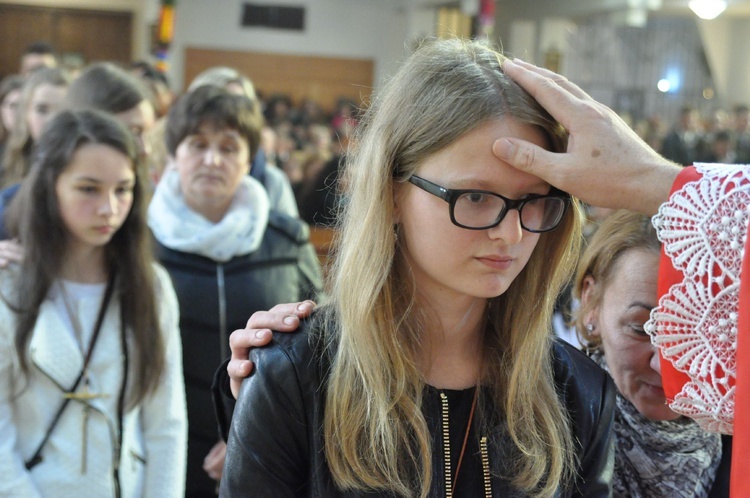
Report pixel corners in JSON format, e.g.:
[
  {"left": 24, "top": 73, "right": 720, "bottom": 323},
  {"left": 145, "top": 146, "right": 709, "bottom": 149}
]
[{"left": 322, "top": 38, "right": 583, "bottom": 497}]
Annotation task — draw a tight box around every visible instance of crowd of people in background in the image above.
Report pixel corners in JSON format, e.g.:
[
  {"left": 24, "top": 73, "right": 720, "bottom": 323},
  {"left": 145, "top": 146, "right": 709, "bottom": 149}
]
[
  {"left": 625, "top": 103, "right": 750, "bottom": 166},
  {"left": 0, "top": 42, "right": 359, "bottom": 230},
  {"left": 0, "top": 41, "right": 330, "bottom": 498}
]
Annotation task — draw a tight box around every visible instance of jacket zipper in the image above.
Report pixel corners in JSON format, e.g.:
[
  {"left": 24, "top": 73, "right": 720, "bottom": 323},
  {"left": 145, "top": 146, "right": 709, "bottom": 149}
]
[
  {"left": 439, "top": 392, "right": 492, "bottom": 498},
  {"left": 216, "top": 264, "right": 228, "bottom": 360},
  {"left": 480, "top": 436, "right": 491, "bottom": 497},
  {"left": 439, "top": 392, "right": 453, "bottom": 497}
]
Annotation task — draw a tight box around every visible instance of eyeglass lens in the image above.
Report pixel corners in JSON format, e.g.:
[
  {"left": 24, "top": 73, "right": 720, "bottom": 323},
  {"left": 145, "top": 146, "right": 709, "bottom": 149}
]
[{"left": 453, "top": 192, "right": 565, "bottom": 231}]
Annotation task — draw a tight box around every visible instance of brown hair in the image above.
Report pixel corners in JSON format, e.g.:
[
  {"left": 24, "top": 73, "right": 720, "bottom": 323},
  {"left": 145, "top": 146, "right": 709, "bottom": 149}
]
[
  {"left": 6, "top": 108, "right": 165, "bottom": 406},
  {"left": 166, "top": 85, "right": 262, "bottom": 159},
  {"left": 573, "top": 209, "right": 660, "bottom": 347}
]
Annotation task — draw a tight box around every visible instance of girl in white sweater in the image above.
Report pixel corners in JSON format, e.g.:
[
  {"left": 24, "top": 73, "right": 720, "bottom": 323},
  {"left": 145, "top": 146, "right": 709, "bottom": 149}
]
[{"left": 0, "top": 108, "right": 187, "bottom": 498}]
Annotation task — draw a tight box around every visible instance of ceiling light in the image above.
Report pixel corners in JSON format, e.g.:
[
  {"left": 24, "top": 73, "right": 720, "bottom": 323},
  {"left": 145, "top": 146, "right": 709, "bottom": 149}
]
[{"left": 689, "top": 0, "right": 727, "bottom": 20}]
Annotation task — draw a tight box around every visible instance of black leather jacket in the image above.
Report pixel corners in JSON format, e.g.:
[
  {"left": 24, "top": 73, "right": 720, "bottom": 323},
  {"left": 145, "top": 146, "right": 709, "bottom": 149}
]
[{"left": 215, "top": 314, "right": 616, "bottom": 497}]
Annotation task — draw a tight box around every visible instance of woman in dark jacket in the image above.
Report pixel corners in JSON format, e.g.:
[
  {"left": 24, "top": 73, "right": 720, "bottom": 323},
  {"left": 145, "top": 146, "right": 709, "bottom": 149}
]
[{"left": 148, "top": 85, "right": 322, "bottom": 498}]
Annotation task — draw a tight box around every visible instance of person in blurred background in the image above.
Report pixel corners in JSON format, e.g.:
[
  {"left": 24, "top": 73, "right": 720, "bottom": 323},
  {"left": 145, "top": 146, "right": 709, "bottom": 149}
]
[
  {"left": 187, "top": 66, "right": 299, "bottom": 217},
  {"left": 0, "top": 75, "right": 25, "bottom": 171},
  {"left": 660, "top": 105, "right": 703, "bottom": 166},
  {"left": 67, "top": 63, "right": 156, "bottom": 162},
  {"left": 150, "top": 85, "right": 323, "bottom": 497},
  {"left": 19, "top": 41, "right": 58, "bottom": 76},
  {"left": 1, "top": 67, "right": 70, "bottom": 188}
]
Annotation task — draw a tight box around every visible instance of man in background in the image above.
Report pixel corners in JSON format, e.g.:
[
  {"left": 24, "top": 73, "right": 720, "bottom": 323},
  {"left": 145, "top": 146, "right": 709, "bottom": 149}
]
[{"left": 20, "top": 41, "right": 58, "bottom": 76}]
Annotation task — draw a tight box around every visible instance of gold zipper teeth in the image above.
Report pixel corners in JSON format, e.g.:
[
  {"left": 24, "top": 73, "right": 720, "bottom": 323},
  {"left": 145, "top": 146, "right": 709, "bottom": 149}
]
[
  {"left": 480, "top": 436, "right": 492, "bottom": 498},
  {"left": 440, "top": 392, "right": 453, "bottom": 498}
]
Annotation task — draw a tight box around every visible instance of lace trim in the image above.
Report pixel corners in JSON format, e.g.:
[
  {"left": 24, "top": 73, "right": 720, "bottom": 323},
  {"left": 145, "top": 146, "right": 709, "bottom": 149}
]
[{"left": 647, "top": 163, "right": 750, "bottom": 433}]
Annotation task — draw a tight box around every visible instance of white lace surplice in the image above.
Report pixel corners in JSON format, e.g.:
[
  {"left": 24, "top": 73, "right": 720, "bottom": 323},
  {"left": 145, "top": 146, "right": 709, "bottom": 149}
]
[{"left": 647, "top": 164, "right": 750, "bottom": 433}]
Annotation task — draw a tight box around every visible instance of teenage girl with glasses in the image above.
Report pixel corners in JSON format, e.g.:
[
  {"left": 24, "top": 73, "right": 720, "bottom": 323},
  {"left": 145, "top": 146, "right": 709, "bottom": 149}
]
[{"left": 218, "top": 38, "right": 615, "bottom": 497}]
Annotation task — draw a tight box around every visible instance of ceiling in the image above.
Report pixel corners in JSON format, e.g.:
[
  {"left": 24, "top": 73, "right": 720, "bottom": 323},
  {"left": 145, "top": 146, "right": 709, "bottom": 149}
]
[
  {"left": 660, "top": 0, "right": 750, "bottom": 16},
  {"left": 487, "top": 0, "right": 750, "bottom": 21}
]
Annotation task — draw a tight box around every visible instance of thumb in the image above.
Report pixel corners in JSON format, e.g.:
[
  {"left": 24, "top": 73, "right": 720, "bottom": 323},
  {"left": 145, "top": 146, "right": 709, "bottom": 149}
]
[{"left": 493, "top": 137, "right": 555, "bottom": 178}]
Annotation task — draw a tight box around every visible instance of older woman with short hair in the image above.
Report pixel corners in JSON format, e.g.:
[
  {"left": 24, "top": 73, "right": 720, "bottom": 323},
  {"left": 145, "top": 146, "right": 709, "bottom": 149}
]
[{"left": 148, "top": 84, "right": 322, "bottom": 497}]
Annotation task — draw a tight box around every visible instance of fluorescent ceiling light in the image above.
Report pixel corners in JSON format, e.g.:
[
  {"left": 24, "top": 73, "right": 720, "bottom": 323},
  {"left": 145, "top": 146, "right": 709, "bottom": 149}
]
[{"left": 688, "top": 0, "right": 727, "bottom": 20}]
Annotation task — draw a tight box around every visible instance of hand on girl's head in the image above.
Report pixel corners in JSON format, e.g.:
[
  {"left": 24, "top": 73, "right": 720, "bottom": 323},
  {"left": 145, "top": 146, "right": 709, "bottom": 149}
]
[{"left": 497, "top": 59, "right": 679, "bottom": 216}]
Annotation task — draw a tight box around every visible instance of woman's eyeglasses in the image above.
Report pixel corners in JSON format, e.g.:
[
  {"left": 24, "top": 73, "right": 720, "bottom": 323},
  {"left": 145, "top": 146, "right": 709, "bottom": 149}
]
[{"left": 408, "top": 175, "right": 570, "bottom": 233}]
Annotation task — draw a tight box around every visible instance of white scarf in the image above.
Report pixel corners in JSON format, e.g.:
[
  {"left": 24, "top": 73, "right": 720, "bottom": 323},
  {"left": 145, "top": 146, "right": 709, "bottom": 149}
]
[{"left": 148, "top": 169, "right": 270, "bottom": 262}]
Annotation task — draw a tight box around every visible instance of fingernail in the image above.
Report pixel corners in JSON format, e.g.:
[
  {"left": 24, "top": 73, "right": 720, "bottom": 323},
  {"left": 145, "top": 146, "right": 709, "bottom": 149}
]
[
  {"left": 495, "top": 138, "right": 515, "bottom": 159},
  {"left": 255, "top": 330, "right": 267, "bottom": 339},
  {"left": 297, "top": 302, "right": 311, "bottom": 311},
  {"left": 283, "top": 315, "right": 297, "bottom": 325}
]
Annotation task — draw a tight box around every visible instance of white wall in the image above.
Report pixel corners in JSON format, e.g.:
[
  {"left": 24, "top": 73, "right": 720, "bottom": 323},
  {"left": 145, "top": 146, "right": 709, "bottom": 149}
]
[
  {"left": 724, "top": 19, "right": 750, "bottom": 108},
  {"left": 699, "top": 17, "right": 750, "bottom": 108},
  {"left": 168, "top": 0, "right": 411, "bottom": 92},
  {"left": 2, "top": 0, "right": 427, "bottom": 95}
]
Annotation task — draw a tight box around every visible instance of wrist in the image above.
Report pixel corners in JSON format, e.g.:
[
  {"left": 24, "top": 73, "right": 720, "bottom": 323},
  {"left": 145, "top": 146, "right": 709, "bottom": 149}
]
[{"left": 629, "top": 159, "right": 681, "bottom": 216}]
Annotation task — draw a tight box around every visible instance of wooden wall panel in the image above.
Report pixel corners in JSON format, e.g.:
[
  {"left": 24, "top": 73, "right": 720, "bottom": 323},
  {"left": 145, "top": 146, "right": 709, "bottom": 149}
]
[
  {"left": 53, "top": 10, "right": 133, "bottom": 64},
  {"left": 0, "top": 4, "right": 132, "bottom": 79},
  {"left": 185, "top": 47, "right": 374, "bottom": 112}
]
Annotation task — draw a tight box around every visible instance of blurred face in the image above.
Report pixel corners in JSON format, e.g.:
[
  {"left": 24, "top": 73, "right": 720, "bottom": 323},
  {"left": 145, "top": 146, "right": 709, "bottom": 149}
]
[
  {"left": 225, "top": 81, "right": 247, "bottom": 97},
  {"left": 114, "top": 99, "right": 156, "bottom": 160},
  {"left": 397, "top": 119, "right": 548, "bottom": 309},
  {"left": 585, "top": 248, "right": 679, "bottom": 421},
  {"left": 20, "top": 53, "right": 57, "bottom": 75},
  {"left": 736, "top": 111, "right": 750, "bottom": 132},
  {"left": 680, "top": 110, "right": 699, "bottom": 131},
  {"left": 173, "top": 123, "right": 250, "bottom": 221},
  {"left": 27, "top": 83, "right": 67, "bottom": 142},
  {"left": 1, "top": 88, "right": 22, "bottom": 134},
  {"left": 56, "top": 143, "right": 135, "bottom": 256}
]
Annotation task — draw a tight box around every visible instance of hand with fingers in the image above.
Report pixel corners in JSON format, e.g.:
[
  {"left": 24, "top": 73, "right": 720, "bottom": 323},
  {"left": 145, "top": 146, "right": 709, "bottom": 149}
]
[
  {"left": 494, "top": 59, "right": 681, "bottom": 216},
  {"left": 203, "top": 440, "right": 226, "bottom": 481},
  {"left": 0, "top": 239, "right": 24, "bottom": 267},
  {"left": 227, "top": 300, "right": 316, "bottom": 398}
]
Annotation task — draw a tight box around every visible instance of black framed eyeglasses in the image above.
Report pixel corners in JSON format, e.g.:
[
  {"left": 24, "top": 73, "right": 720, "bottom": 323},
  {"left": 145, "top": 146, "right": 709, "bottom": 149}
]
[{"left": 408, "top": 175, "right": 570, "bottom": 233}]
